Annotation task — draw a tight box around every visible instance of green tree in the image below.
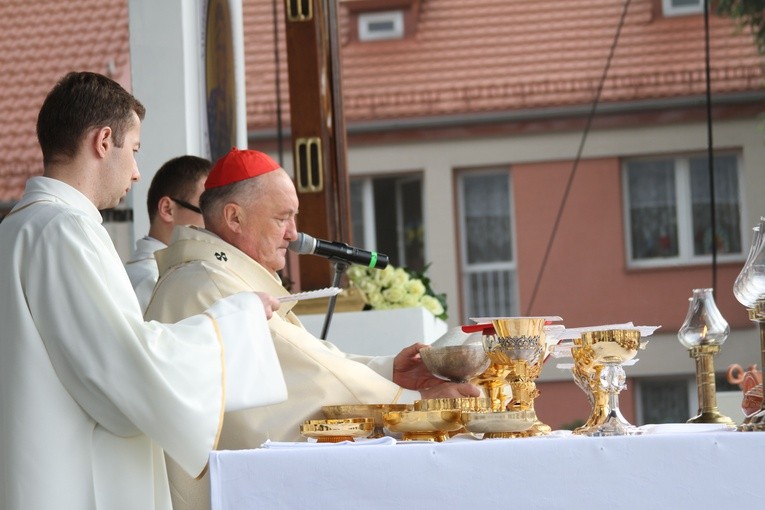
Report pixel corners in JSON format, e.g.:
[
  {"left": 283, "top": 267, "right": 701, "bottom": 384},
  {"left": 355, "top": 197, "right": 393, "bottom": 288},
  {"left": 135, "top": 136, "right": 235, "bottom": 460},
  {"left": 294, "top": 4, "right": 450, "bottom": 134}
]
[{"left": 717, "top": 0, "right": 765, "bottom": 53}]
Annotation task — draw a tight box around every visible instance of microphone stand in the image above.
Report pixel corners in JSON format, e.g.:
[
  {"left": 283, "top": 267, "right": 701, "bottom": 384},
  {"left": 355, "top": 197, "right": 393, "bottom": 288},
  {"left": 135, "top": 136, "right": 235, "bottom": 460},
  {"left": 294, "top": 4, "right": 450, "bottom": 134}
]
[{"left": 320, "top": 258, "right": 350, "bottom": 340}]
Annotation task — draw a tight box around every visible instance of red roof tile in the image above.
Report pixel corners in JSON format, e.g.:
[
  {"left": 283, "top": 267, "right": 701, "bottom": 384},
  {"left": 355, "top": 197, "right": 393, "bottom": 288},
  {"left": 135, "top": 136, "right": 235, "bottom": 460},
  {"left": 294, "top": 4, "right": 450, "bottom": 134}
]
[
  {"left": 244, "top": 0, "right": 763, "bottom": 128},
  {"left": 1, "top": 0, "right": 762, "bottom": 203},
  {"left": 0, "top": 0, "right": 131, "bottom": 203}
]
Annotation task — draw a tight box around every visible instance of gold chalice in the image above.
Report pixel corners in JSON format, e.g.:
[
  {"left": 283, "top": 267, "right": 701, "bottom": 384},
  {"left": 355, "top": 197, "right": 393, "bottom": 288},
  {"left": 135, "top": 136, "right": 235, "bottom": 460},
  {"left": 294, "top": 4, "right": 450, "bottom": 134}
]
[
  {"left": 474, "top": 362, "right": 512, "bottom": 413},
  {"left": 570, "top": 338, "right": 609, "bottom": 435},
  {"left": 578, "top": 329, "right": 641, "bottom": 436},
  {"left": 483, "top": 317, "right": 550, "bottom": 437}
]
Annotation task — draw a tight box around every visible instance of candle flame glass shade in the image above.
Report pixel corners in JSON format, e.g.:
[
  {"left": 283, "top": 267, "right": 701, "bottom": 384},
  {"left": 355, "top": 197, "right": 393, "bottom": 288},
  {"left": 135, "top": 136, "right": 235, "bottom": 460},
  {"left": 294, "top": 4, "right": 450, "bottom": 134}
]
[
  {"left": 678, "top": 289, "right": 730, "bottom": 349},
  {"left": 734, "top": 218, "right": 765, "bottom": 308},
  {"left": 678, "top": 288, "right": 735, "bottom": 426}
]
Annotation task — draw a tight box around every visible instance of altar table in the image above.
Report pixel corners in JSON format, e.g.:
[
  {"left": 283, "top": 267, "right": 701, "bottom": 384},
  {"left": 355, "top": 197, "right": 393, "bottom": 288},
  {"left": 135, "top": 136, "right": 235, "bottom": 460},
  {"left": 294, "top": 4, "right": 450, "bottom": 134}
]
[{"left": 208, "top": 430, "right": 765, "bottom": 509}]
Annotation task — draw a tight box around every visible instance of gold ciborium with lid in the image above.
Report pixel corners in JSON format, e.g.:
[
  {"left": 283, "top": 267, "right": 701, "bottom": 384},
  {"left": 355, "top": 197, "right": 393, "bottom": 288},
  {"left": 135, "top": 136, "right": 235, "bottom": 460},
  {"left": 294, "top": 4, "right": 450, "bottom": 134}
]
[{"left": 480, "top": 317, "right": 552, "bottom": 437}]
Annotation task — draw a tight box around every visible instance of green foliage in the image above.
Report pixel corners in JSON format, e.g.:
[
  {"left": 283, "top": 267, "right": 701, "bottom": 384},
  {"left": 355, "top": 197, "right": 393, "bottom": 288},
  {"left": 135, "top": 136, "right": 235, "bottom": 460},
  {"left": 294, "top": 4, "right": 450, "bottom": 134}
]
[{"left": 717, "top": 0, "right": 765, "bottom": 53}]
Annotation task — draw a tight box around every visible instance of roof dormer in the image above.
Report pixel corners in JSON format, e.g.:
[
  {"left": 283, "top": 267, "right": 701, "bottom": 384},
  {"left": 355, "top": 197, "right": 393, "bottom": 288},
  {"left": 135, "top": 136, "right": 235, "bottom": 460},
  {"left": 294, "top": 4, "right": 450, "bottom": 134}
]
[
  {"left": 342, "top": 0, "right": 421, "bottom": 42},
  {"left": 661, "top": 0, "right": 703, "bottom": 17}
]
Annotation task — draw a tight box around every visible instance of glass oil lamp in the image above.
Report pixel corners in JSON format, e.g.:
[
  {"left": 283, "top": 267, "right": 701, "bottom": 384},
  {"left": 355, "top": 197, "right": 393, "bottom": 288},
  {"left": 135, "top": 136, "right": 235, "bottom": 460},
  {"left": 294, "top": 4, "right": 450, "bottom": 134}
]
[
  {"left": 678, "top": 288, "right": 735, "bottom": 425},
  {"left": 734, "top": 217, "right": 765, "bottom": 431}
]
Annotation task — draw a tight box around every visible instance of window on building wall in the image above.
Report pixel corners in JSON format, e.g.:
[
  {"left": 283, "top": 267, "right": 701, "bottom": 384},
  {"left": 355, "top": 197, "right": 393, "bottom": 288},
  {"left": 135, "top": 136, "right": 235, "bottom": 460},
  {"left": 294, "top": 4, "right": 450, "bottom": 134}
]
[
  {"left": 623, "top": 152, "right": 744, "bottom": 268},
  {"left": 637, "top": 378, "right": 691, "bottom": 424},
  {"left": 457, "top": 169, "right": 518, "bottom": 320},
  {"left": 358, "top": 10, "right": 404, "bottom": 41},
  {"left": 349, "top": 174, "right": 424, "bottom": 271},
  {"left": 662, "top": 0, "right": 703, "bottom": 17},
  {"left": 637, "top": 373, "right": 737, "bottom": 425}
]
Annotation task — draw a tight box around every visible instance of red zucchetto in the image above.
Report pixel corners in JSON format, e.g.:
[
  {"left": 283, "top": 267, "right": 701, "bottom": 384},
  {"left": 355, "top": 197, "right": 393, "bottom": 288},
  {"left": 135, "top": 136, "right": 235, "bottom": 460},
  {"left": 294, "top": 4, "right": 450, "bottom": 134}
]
[{"left": 205, "top": 147, "right": 281, "bottom": 189}]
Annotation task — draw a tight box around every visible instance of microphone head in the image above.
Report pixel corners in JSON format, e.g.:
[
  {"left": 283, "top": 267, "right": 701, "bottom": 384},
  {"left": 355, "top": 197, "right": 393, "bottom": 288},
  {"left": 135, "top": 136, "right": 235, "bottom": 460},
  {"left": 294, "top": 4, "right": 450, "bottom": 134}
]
[{"left": 288, "top": 232, "right": 316, "bottom": 254}]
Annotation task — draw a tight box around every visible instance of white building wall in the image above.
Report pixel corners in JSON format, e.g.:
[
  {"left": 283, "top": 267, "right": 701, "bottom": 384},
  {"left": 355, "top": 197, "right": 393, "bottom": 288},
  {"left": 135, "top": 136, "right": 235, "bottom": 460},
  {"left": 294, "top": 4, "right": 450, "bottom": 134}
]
[{"left": 341, "top": 117, "right": 765, "bottom": 380}]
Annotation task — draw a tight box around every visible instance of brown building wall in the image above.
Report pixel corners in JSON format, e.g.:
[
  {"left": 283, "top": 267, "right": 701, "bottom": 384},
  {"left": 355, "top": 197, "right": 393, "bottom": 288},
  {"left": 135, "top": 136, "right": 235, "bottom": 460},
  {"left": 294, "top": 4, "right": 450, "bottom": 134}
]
[{"left": 512, "top": 157, "right": 749, "bottom": 332}]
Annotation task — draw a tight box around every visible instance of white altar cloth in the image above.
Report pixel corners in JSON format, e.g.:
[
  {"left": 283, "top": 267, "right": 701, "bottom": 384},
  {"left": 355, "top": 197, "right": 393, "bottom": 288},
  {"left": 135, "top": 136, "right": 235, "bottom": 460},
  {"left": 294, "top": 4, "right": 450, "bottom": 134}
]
[{"left": 209, "top": 430, "right": 765, "bottom": 509}]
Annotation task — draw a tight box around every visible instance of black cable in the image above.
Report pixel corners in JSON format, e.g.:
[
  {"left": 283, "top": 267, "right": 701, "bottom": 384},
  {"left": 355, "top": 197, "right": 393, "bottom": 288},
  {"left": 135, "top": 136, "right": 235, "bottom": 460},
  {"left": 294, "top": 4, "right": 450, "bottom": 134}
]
[
  {"left": 524, "top": 0, "right": 632, "bottom": 315},
  {"left": 272, "top": 0, "right": 284, "bottom": 165},
  {"left": 703, "top": 0, "right": 718, "bottom": 293}
]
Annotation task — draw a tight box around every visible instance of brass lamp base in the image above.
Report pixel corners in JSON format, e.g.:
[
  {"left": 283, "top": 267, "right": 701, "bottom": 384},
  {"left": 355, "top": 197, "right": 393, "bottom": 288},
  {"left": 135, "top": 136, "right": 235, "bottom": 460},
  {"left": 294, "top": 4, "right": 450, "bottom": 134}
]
[{"left": 688, "top": 410, "right": 735, "bottom": 426}]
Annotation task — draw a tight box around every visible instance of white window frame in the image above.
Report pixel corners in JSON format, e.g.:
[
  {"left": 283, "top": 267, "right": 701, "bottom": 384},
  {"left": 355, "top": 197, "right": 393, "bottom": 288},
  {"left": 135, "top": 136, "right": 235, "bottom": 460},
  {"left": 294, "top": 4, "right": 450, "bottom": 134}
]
[
  {"left": 358, "top": 10, "right": 404, "bottom": 42},
  {"left": 662, "top": 0, "right": 703, "bottom": 17},
  {"left": 457, "top": 168, "right": 519, "bottom": 319},
  {"left": 621, "top": 152, "right": 746, "bottom": 269},
  {"left": 350, "top": 178, "right": 376, "bottom": 250},
  {"left": 349, "top": 174, "right": 425, "bottom": 268},
  {"left": 394, "top": 176, "right": 422, "bottom": 265}
]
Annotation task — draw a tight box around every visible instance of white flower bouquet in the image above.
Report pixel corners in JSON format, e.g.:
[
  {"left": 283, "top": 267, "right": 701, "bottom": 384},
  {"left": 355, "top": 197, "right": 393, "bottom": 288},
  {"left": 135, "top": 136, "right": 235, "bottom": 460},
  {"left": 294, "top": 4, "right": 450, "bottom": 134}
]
[{"left": 346, "top": 263, "right": 448, "bottom": 321}]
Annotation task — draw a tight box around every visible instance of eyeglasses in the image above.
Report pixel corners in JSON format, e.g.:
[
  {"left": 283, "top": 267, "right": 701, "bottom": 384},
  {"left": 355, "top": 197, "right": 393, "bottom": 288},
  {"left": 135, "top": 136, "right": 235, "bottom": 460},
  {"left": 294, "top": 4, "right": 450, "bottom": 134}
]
[{"left": 170, "top": 197, "right": 202, "bottom": 214}]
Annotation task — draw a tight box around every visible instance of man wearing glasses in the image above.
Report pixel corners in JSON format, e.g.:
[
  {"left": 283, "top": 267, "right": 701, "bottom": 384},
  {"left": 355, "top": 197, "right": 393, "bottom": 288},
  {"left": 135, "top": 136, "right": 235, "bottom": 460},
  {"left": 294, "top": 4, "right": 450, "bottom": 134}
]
[{"left": 125, "top": 155, "right": 211, "bottom": 311}]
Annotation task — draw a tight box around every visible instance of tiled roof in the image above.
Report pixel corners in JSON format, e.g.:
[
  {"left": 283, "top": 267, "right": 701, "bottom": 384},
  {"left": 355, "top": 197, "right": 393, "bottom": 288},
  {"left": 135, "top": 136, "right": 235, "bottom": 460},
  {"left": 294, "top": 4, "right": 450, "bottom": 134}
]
[
  {"left": 244, "top": 0, "right": 763, "bottom": 128},
  {"left": 1, "top": 0, "right": 762, "bottom": 203},
  {"left": 0, "top": 0, "right": 130, "bottom": 203}
]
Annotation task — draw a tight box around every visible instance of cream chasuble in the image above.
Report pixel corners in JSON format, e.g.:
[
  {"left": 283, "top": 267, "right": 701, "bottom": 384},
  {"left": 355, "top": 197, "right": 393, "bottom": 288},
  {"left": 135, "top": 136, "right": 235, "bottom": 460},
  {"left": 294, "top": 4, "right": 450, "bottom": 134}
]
[
  {"left": 146, "top": 225, "right": 419, "bottom": 510},
  {"left": 0, "top": 177, "right": 286, "bottom": 510}
]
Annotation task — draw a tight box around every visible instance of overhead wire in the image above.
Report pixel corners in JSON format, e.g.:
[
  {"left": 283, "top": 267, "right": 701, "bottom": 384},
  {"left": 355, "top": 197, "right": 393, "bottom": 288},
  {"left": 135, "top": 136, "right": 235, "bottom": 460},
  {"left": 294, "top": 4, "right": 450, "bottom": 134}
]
[
  {"left": 524, "top": 0, "right": 633, "bottom": 315},
  {"left": 272, "top": 0, "right": 285, "bottom": 165},
  {"left": 703, "top": 0, "right": 719, "bottom": 293}
]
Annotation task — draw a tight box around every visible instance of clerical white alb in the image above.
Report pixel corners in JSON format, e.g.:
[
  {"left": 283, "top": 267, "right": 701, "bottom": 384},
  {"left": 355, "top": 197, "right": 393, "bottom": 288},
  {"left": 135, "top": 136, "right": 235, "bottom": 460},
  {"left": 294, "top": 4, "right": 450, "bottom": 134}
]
[
  {"left": 0, "top": 177, "right": 287, "bottom": 510},
  {"left": 125, "top": 235, "right": 166, "bottom": 312}
]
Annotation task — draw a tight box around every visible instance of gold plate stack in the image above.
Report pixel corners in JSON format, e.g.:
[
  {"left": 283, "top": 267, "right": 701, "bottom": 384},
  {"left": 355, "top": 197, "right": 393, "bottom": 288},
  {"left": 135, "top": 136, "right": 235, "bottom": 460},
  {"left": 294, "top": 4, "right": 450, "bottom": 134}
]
[
  {"left": 461, "top": 409, "right": 537, "bottom": 436},
  {"left": 299, "top": 418, "right": 375, "bottom": 443},
  {"left": 382, "top": 398, "right": 493, "bottom": 442},
  {"left": 322, "top": 404, "right": 413, "bottom": 438}
]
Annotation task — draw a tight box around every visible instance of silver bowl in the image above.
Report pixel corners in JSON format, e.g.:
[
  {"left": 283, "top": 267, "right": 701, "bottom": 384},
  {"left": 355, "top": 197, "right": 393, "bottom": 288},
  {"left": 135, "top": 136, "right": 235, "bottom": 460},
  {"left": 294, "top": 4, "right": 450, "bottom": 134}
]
[{"left": 420, "top": 344, "right": 491, "bottom": 383}]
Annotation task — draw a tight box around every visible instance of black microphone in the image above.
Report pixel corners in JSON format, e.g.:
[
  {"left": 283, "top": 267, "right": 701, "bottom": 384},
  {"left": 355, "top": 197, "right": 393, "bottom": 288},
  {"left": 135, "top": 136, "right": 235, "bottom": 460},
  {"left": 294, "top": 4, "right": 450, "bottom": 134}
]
[{"left": 288, "top": 232, "right": 389, "bottom": 269}]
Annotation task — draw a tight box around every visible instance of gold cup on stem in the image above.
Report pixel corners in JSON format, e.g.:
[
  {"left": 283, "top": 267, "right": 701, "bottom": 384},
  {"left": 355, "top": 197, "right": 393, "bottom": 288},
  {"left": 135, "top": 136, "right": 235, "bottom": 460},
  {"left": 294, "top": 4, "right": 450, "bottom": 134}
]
[
  {"left": 569, "top": 338, "right": 609, "bottom": 435},
  {"left": 578, "top": 329, "right": 641, "bottom": 436},
  {"left": 678, "top": 288, "right": 735, "bottom": 426},
  {"left": 482, "top": 317, "right": 550, "bottom": 437}
]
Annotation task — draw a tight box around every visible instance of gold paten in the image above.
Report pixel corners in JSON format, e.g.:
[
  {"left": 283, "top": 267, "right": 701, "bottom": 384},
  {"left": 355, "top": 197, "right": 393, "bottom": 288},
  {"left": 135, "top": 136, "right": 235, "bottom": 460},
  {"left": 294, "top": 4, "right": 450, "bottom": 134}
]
[
  {"left": 300, "top": 418, "right": 374, "bottom": 443},
  {"left": 322, "top": 404, "right": 413, "bottom": 438},
  {"left": 461, "top": 410, "right": 537, "bottom": 437},
  {"left": 382, "top": 409, "right": 463, "bottom": 442}
]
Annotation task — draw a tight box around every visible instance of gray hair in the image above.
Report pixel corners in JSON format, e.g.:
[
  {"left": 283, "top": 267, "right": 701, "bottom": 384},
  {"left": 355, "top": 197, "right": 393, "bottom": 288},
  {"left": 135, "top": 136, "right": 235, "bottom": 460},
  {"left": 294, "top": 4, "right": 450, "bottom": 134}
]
[{"left": 199, "top": 176, "right": 267, "bottom": 228}]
